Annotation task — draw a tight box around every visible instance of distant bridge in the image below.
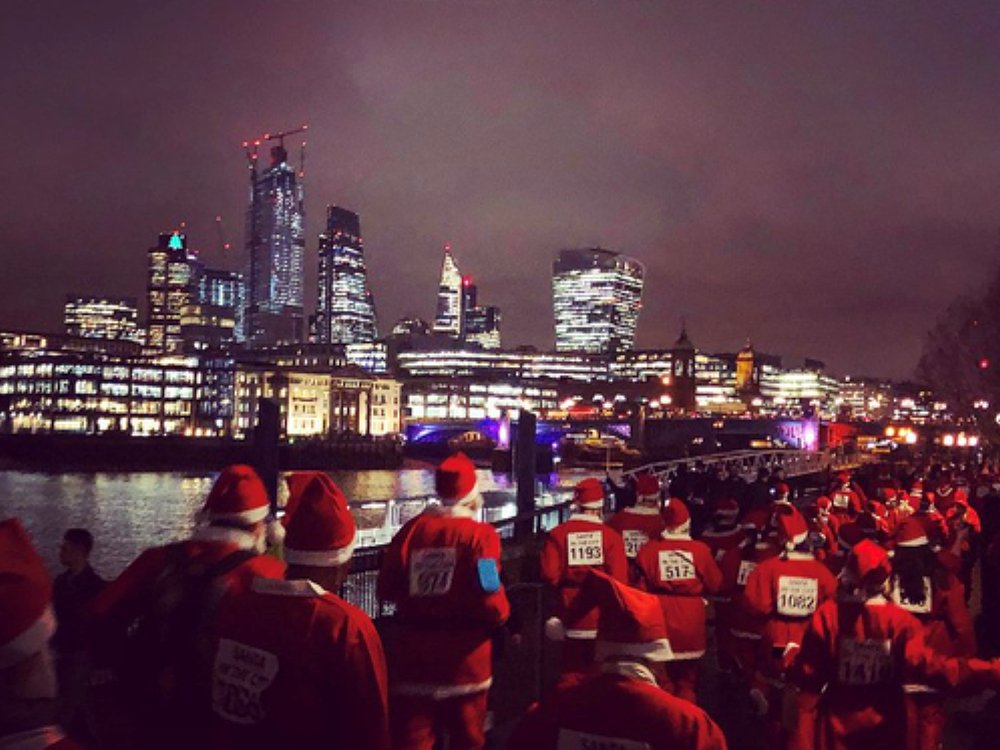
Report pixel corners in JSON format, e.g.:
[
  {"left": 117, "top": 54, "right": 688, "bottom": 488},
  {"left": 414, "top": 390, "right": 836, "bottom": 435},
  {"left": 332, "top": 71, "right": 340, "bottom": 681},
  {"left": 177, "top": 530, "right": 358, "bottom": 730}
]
[
  {"left": 405, "top": 418, "right": 632, "bottom": 446},
  {"left": 625, "top": 448, "right": 863, "bottom": 483}
]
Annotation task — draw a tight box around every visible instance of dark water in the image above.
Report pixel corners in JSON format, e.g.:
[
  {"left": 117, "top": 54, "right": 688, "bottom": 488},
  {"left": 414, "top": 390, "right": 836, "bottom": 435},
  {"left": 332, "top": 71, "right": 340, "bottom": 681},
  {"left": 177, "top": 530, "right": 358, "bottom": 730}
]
[{"left": 2, "top": 469, "right": 587, "bottom": 577}]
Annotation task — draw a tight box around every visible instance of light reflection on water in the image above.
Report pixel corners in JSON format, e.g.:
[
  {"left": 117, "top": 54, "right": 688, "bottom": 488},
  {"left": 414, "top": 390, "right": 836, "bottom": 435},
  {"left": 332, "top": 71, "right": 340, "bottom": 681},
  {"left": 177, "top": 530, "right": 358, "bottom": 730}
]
[{"left": 3, "top": 469, "right": 590, "bottom": 578}]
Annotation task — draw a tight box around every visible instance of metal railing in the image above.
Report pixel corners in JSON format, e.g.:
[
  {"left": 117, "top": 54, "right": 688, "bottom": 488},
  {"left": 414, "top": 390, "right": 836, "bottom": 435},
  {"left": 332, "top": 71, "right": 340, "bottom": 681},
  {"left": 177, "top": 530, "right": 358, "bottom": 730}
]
[{"left": 624, "top": 447, "right": 862, "bottom": 483}]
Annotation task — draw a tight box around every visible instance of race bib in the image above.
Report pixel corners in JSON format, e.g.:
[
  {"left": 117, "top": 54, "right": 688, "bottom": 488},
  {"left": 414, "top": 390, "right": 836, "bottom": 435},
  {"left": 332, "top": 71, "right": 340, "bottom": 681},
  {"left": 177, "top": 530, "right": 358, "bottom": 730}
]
[
  {"left": 890, "top": 577, "right": 932, "bottom": 615},
  {"left": 212, "top": 638, "right": 279, "bottom": 725},
  {"left": 832, "top": 492, "right": 850, "bottom": 509},
  {"left": 737, "top": 559, "right": 757, "bottom": 587},
  {"left": 658, "top": 549, "right": 696, "bottom": 582},
  {"left": 776, "top": 576, "right": 819, "bottom": 617},
  {"left": 557, "top": 728, "right": 652, "bottom": 750},
  {"left": 409, "top": 547, "right": 457, "bottom": 596},
  {"left": 622, "top": 530, "right": 649, "bottom": 558},
  {"left": 567, "top": 531, "right": 605, "bottom": 566},
  {"left": 837, "top": 638, "right": 893, "bottom": 685}
]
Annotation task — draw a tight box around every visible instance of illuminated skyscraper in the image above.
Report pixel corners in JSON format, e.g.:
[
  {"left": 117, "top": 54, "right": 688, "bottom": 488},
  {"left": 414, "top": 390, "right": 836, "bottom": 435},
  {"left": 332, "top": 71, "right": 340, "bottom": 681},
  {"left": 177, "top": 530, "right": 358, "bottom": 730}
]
[
  {"left": 245, "top": 143, "right": 305, "bottom": 345},
  {"left": 196, "top": 268, "right": 246, "bottom": 343},
  {"left": 552, "top": 248, "right": 644, "bottom": 355},
  {"left": 64, "top": 296, "right": 143, "bottom": 343},
  {"left": 316, "top": 206, "right": 377, "bottom": 344},
  {"left": 147, "top": 231, "right": 197, "bottom": 352},
  {"left": 464, "top": 305, "right": 502, "bottom": 349},
  {"left": 432, "top": 245, "right": 463, "bottom": 337}
]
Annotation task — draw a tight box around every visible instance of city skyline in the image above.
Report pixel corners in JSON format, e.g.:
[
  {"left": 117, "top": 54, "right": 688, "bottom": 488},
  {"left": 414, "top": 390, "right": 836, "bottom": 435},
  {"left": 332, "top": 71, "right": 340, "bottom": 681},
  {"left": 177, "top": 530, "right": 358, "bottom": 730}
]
[{"left": 6, "top": 2, "right": 1000, "bottom": 378}]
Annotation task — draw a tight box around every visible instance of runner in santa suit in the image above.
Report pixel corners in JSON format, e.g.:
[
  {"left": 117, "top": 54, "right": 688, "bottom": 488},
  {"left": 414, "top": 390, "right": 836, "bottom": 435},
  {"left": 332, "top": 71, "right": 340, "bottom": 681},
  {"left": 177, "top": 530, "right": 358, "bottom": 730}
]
[
  {"left": 770, "top": 482, "right": 794, "bottom": 513},
  {"left": 801, "top": 502, "right": 837, "bottom": 563},
  {"left": 378, "top": 453, "right": 510, "bottom": 750},
  {"left": 789, "top": 539, "right": 1000, "bottom": 750},
  {"left": 716, "top": 510, "right": 780, "bottom": 684},
  {"left": 888, "top": 517, "right": 975, "bottom": 750},
  {"left": 506, "top": 570, "right": 728, "bottom": 750},
  {"left": 210, "top": 472, "right": 390, "bottom": 750},
  {"left": 607, "top": 473, "right": 666, "bottom": 566},
  {"left": 0, "top": 519, "right": 82, "bottom": 749},
  {"left": 824, "top": 521, "right": 865, "bottom": 578},
  {"left": 540, "top": 478, "right": 628, "bottom": 676},
  {"left": 86, "top": 465, "right": 285, "bottom": 746},
  {"left": 742, "top": 506, "right": 838, "bottom": 746},
  {"left": 829, "top": 473, "right": 864, "bottom": 522},
  {"left": 943, "top": 498, "right": 981, "bottom": 604},
  {"left": 634, "top": 499, "right": 723, "bottom": 703},
  {"left": 701, "top": 498, "right": 745, "bottom": 565}
]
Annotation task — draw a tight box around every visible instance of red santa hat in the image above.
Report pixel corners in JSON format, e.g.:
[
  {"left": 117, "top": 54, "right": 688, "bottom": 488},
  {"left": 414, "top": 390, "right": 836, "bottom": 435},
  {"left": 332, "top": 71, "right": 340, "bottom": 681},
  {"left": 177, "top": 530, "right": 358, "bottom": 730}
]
[
  {"left": 837, "top": 471, "right": 851, "bottom": 484},
  {"left": 866, "top": 500, "right": 887, "bottom": 519},
  {"left": 573, "top": 478, "right": 606, "bottom": 510},
  {"left": 0, "top": 519, "right": 56, "bottom": 669},
  {"left": 909, "top": 481, "right": 924, "bottom": 499},
  {"left": 741, "top": 508, "right": 770, "bottom": 531},
  {"left": 586, "top": 570, "right": 673, "bottom": 662},
  {"left": 847, "top": 539, "right": 891, "bottom": 587},
  {"left": 880, "top": 487, "right": 898, "bottom": 503},
  {"left": 661, "top": 499, "right": 691, "bottom": 534},
  {"left": 894, "top": 516, "right": 929, "bottom": 548},
  {"left": 712, "top": 497, "right": 740, "bottom": 523},
  {"left": 774, "top": 482, "right": 791, "bottom": 500},
  {"left": 634, "top": 473, "right": 660, "bottom": 501},
  {"left": 201, "top": 464, "right": 270, "bottom": 525},
  {"left": 815, "top": 496, "right": 833, "bottom": 513},
  {"left": 774, "top": 506, "right": 809, "bottom": 548},
  {"left": 435, "top": 452, "right": 478, "bottom": 505},
  {"left": 283, "top": 473, "right": 357, "bottom": 567}
]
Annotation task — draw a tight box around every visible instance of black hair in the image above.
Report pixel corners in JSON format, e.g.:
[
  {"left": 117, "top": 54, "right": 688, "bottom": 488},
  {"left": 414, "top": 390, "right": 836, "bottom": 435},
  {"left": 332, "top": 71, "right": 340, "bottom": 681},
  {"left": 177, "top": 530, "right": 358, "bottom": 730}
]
[
  {"left": 63, "top": 528, "right": 94, "bottom": 555},
  {"left": 891, "top": 545, "right": 935, "bottom": 605}
]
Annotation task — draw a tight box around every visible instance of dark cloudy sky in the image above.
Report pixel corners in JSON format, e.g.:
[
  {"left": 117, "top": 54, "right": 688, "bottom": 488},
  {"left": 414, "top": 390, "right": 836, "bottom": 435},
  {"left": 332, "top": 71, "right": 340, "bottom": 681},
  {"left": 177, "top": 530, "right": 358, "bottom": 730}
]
[{"left": 4, "top": 1, "right": 1000, "bottom": 379}]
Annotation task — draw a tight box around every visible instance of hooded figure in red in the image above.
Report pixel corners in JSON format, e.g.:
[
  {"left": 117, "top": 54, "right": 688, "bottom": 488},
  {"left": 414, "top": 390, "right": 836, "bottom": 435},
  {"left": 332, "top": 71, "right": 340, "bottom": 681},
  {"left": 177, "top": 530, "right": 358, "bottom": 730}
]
[
  {"left": 789, "top": 539, "right": 1000, "bottom": 750},
  {"left": 507, "top": 570, "right": 727, "bottom": 750},
  {"left": 378, "top": 453, "right": 510, "bottom": 750},
  {"left": 607, "top": 473, "right": 666, "bottom": 561}
]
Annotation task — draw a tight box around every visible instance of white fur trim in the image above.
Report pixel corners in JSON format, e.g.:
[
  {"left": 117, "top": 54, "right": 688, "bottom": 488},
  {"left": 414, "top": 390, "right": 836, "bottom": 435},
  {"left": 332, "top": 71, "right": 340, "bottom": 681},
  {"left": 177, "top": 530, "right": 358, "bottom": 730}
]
[
  {"left": 897, "top": 535, "right": 929, "bottom": 548},
  {"left": 600, "top": 660, "right": 659, "bottom": 687},
  {"left": 0, "top": 727, "right": 68, "bottom": 750},
  {"left": 665, "top": 648, "right": 706, "bottom": 660},
  {"left": 440, "top": 487, "right": 481, "bottom": 508},
  {"left": 545, "top": 617, "right": 567, "bottom": 641},
  {"left": 193, "top": 525, "right": 260, "bottom": 550},
  {"left": 0, "top": 607, "right": 56, "bottom": 670},
  {"left": 596, "top": 638, "right": 674, "bottom": 662},
  {"left": 207, "top": 504, "right": 270, "bottom": 524},
  {"left": 284, "top": 536, "right": 356, "bottom": 567},
  {"left": 576, "top": 501, "right": 605, "bottom": 510},
  {"left": 565, "top": 628, "right": 599, "bottom": 640},
  {"left": 661, "top": 525, "right": 691, "bottom": 538},
  {"left": 391, "top": 677, "right": 492, "bottom": 699},
  {"left": 624, "top": 505, "right": 661, "bottom": 516},
  {"left": 251, "top": 577, "right": 326, "bottom": 597},
  {"left": 567, "top": 513, "right": 604, "bottom": 524},
  {"left": 784, "top": 551, "right": 815, "bottom": 561}
]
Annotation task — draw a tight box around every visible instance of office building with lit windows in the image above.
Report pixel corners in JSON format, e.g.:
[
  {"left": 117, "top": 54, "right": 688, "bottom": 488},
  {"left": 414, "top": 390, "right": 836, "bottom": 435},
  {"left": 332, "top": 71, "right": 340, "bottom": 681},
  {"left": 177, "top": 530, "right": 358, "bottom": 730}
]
[
  {"left": 147, "top": 232, "right": 197, "bottom": 353},
  {"left": 315, "top": 206, "right": 377, "bottom": 345},
  {"left": 245, "top": 143, "right": 306, "bottom": 345},
  {"left": 196, "top": 268, "right": 246, "bottom": 343},
  {"left": 464, "top": 305, "right": 502, "bottom": 350},
  {"left": 64, "top": 296, "right": 143, "bottom": 344},
  {"left": 552, "top": 248, "right": 644, "bottom": 354}
]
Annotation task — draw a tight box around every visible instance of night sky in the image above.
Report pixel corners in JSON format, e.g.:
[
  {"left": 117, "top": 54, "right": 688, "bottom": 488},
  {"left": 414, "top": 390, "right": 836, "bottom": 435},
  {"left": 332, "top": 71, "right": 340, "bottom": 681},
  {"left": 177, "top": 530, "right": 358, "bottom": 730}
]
[{"left": 4, "top": 1, "right": 1000, "bottom": 379}]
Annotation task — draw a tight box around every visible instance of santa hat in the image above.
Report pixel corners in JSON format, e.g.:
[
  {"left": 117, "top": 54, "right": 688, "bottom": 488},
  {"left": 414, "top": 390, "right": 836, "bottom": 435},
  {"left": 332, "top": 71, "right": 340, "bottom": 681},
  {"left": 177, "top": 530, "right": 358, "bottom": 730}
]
[
  {"left": 586, "top": 570, "right": 673, "bottom": 662},
  {"left": 815, "top": 496, "right": 833, "bottom": 514},
  {"left": 573, "top": 478, "right": 606, "bottom": 510},
  {"left": 741, "top": 508, "right": 770, "bottom": 531},
  {"left": 634, "top": 473, "right": 660, "bottom": 501},
  {"left": 712, "top": 498, "right": 740, "bottom": 523},
  {"left": 866, "top": 500, "right": 887, "bottom": 519},
  {"left": 436, "top": 452, "right": 478, "bottom": 505},
  {"left": 847, "top": 539, "right": 891, "bottom": 587},
  {"left": 894, "top": 517, "right": 929, "bottom": 548},
  {"left": 836, "top": 521, "right": 865, "bottom": 550},
  {"left": 201, "top": 464, "right": 270, "bottom": 525},
  {"left": 837, "top": 471, "right": 851, "bottom": 484},
  {"left": 774, "top": 482, "right": 791, "bottom": 500},
  {"left": 0, "top": 519, "right": 56, "bottom": 669},
  {"left": 880, "top": 487, "right": 898, "bottom": 503},
  {"left": 283, "top": 473, "right": 357, "bottom": 566},
  {"left": 909, "top": 481, "right": 924, "bottom": 499},
  {"left": 661, "top": 499, "right": 691, "bottom": 534},
  {"left": 774, "top": 506, "right": 809, "bottom": 549}
]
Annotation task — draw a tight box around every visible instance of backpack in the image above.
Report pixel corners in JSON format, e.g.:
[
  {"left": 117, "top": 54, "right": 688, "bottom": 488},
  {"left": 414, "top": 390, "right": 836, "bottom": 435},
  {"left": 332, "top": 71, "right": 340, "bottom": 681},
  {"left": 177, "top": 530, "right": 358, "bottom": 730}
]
[{"left": 117, "top": 543, "right": 257, "bottom": 719}]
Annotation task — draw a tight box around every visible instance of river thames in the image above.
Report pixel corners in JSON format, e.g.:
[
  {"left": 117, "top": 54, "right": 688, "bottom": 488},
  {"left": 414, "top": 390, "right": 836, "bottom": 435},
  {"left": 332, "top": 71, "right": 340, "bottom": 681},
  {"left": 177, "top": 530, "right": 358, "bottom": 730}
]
[{"left": 3, "top": 468, "right": 591, "bottom": 577}]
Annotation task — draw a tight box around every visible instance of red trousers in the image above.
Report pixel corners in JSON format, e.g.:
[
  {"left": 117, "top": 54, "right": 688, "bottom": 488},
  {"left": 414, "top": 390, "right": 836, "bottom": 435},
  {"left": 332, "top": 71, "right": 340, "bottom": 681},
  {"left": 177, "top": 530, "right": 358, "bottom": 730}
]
[
  {"left": 391, "top": 691, "right": 490, "bottom": 750},
  {"left": 904, "top": 692, "right": 947, "bottom": 750}
]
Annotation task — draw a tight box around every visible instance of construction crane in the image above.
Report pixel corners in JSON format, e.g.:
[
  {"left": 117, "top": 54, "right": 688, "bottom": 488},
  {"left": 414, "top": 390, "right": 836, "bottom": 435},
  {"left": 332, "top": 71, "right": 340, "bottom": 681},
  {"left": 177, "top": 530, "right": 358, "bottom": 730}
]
[{"left": 260, "top": 123, "right": 308, "bottom": 148}]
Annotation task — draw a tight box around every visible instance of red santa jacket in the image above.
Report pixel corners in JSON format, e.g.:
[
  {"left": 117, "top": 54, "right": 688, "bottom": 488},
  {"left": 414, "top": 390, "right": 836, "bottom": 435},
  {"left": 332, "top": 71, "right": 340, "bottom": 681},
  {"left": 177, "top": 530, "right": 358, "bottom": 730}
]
[
  {"left": 718, "top": 539, "right": 781, "bottom": 641},
  {"left": 742, "top": 551, "right": 838, "bottom": 655},
  {"left": 506, "top": 665, "right": 728, "bottom": 750},
  {"left": 830, "top": 487, "right": 863, "bottom": 518},
  {"left": 700, "top": 525, "right": 746, "bottom": 565},
  {"left": 377, "top": 504, "right": 509, "bottom": 697},
  {"left": 210, "top": 577, "right": 390, "bottom": 750},
  {"left": 88, "top": 526, "right": 285, "bottom": 639},
  {"left": 540, "top": 514, "right": 628, "bottom": 638},
  {"left": 607, "top": 506, "right": 666, "bottom": 559},
  {"left": 790, "top": 596, "right": 1000, "bottom": 750},
  {"left": 634, "top": 532, "right": 723, "bottom": 659}
]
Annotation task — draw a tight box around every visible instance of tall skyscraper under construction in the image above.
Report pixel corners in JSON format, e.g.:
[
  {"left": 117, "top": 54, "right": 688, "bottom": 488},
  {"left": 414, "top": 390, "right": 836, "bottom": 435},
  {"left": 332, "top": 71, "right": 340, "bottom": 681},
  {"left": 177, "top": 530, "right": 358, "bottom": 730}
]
[
  {"left": 552, "top": 247, "right": 644, "bottom": 355},
  {"left": 244, "top": 129, "right": 306, "bottom": 345},
  {"left": 315, "top": 206, "right": 377, "bottom": 344}
]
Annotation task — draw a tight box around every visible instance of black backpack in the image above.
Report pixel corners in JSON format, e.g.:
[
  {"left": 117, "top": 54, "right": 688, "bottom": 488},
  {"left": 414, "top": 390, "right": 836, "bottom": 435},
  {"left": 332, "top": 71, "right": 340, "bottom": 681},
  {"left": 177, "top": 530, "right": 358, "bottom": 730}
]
[{"left": 117, "top": 543, "right": 257, "bottom": 719}]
